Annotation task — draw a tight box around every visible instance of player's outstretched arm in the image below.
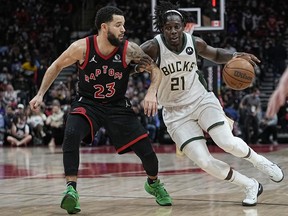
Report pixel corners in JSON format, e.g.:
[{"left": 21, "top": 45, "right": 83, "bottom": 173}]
[
  {"left": 29, "top": 39, "right": 85, "bottom": 111},
  {"left": 195, "top": 36, "right": 260, "bottom": 65},
  {"left": 127, "top": 41, "right": 162, "bottom": 117},
  {"left": 266, "top": 67, "right": 288, "bottom": 118}
]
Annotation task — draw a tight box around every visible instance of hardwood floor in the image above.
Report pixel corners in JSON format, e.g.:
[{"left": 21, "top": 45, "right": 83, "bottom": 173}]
[{"left": 0, "top": 144, "right": 287, "bottom": 216}]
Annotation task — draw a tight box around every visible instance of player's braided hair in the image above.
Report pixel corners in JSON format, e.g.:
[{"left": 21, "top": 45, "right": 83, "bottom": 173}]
[
  {"left": 153, "top": 1, "right": 188, "bottom": 32},
  {"left": 95, "top": 6, "right": 124, "bottom": 30}
]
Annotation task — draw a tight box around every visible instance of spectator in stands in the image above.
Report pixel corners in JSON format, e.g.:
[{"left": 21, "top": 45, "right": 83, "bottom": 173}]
[
  {"left": 0, "top": 91, "right": 6, "bottom": 115},
  {"left": 0, "top": 66, "right": 13, "bottom": 88},
  {"left": 15, "top": 103, "right": 25, "bottom": 115},
  {"left": 239, "top": 87, "right": 262, "bottom": 144},
  {"left": 259, "top": 114, "right": 278, "bottom": 145},
  {"left": 6, "top": 113, "right": 32, "bottom": 147},
  {"left": 0, "top": 101, "right": 5, "bottom": 145},
  {"left": 92, "top": 127, "right": 110, "bottom": 146},
  {"left": 241, "top": 9, "right": 257, "bottom": 33},
  {"left": 45, "top": 99, "right": 64, "bottom": 147},
  {"left": 3, "top": 83, "right": 18, "bottom": 108},
  {"left": 224, "top": 101, "right": 242, "bottom": 137},
  {"left": 21, "top": 55, "right": 38, "bottom": 80},
  {"left": 4, "top": 105, "right": 15, "bottom": 137},
  {"left": 26, "top": 106, "right": 47, "bottom": 145},
  {"left": 270, "top": 39, "right": 287, "bottom": 77}
]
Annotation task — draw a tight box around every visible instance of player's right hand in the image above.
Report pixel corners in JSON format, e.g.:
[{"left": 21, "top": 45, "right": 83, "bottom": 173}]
[
  {"left": 233, "top": 52, "right": 260, "bottom": 67},
  {"left": 29, "top": 95, "right": 43, "bottom": 111}
]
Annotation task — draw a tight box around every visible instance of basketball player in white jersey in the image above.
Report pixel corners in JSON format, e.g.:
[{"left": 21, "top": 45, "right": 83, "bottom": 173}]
[{"left": 138, "top": 1, "right": 284, "bottom": 206}]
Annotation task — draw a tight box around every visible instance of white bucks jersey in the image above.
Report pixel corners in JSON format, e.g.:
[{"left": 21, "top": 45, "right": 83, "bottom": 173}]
[{"left": 155, "top": 32, "right": 208, "bottom": 107}]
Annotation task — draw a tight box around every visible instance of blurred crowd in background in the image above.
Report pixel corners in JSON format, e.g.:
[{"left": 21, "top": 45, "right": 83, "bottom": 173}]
[{"left": 0, "top": 0, "right": 287, "bottom": 147}]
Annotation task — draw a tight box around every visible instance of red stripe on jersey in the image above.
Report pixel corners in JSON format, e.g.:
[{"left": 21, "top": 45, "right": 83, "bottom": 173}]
[
  {"left": 122, "top": 40, "right": 128, "bottom": 68},
  {"left": 94, "top": 35, "right": 119, "bottom": 60},
  {"left": 70, "top": 110, "right": 94, "bottom": 143},
  {"left": 116, "top": 133, "right": 149, "bottom": 154},
  {"left": 78, "top": 37, "right": 90, "bottom": 70}
]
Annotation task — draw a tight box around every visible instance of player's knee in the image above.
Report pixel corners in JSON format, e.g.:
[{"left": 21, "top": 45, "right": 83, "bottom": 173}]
[
  {"left": 195, "top": 157, "right": 213, "bottom": 170},
  {"left": 217, "top": 138, "right": 235, "bottom": 153},
  {"left": 210, "top": 128, "right": 235, "bottom": 153},
  {"left": 62, "top": 125, "right": 82, "bottom": 152},
  {"left": 141, "top": 151, "right": 158, "bottom": 176}
]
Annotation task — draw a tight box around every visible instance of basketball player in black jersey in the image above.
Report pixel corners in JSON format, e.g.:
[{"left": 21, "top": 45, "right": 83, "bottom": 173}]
[{"left": 29, "top": 6, "right": 172, "bottom": 214}]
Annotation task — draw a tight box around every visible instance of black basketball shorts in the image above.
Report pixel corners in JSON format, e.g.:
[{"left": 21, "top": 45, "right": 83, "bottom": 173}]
[{"left": 69, "top": 96, "right": 148, "bottom": 154}]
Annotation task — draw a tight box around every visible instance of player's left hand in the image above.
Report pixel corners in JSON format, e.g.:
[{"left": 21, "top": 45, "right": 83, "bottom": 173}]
[
  {"left": 143, "top": 90, "right": 158, "bottom": 117},
  {"left": 266, "top": 88, "right": 286, "bottom": 118},
  {"left": 233, "top": 52, "right": 260, "bottom": 67}
]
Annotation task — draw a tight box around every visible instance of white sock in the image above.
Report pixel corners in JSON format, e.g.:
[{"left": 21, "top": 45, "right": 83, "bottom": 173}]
[
  {"left": 228, "top": 169, "right": 254, "bottom": 187},
  {"left": 243, "top": 147, "right": 263, "bottom": 165}
]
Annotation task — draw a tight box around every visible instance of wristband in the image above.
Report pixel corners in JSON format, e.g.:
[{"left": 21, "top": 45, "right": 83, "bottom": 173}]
[
  {"left": 134, "top": 64, "right": 139, "bottom": 73},
  {"left": 233, "top": 52, "right": 240, "bottom": 57}
]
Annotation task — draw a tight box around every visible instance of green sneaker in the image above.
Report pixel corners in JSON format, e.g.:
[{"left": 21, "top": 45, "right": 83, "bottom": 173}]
[
  {"left": 144, "top": 179, "right": 172, "bottom": 206},
  {"left": 60, "top": 185, "right": 81, "bottom": 214}
]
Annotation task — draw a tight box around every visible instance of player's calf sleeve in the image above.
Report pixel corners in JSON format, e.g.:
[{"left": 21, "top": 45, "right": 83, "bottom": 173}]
[
  {"left": 131, "top": 138, "right": 159, "bottom": 177},
  {"left": 62, "top": 115, "right": 90, "bottom": 176},
  {"left": 141, "top": 151, "right": 159, "bottom": 177},
  {"left": 209, "top": 122, "right": 250, "bottom": 158},
  {"left": 62, "top": 125, "right": 81, "bottom": 176}
]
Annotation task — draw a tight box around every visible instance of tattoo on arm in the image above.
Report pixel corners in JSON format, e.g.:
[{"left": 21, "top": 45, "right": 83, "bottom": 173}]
[{"left": 127, "top": 42, "right": 144, "bottom": 60}]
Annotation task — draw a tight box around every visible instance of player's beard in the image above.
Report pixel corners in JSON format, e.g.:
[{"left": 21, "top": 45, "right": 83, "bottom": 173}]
[{"left": 107, "top": 31, "right": 122, "bottom": 46}]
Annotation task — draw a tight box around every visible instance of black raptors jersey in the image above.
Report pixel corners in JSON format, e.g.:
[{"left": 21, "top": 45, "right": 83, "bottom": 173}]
[{"left": 77, "top": 35, "right": 130, "bottom": 103}]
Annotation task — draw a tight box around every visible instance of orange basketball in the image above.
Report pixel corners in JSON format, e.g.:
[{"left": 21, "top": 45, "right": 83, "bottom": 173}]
[{"left": 222, "top": 58, "right": 255, "bottom": 90}]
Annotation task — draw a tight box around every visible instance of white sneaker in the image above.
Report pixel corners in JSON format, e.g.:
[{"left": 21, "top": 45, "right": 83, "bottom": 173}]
[
  {"left": 242, "top": 178, "right": 263, "bottom": 206},
  {"left": 255, "top": 156, "right": 284, "bottom": 182}
]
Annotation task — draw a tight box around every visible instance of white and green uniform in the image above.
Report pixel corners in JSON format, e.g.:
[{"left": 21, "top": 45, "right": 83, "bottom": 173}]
[
  {"left": 155, "top": 32, "right": 226, "bottom": 150},
  {"left": 156, "top": 32, "right": 206, "bottom": 107},
  {"left": 153, "top": 31, "right": 281, "bottom": 200}
]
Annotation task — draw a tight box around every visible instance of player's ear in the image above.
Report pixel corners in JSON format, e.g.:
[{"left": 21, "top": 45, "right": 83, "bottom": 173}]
[{"left": 101, "top": 23, "right": 108, "bottom": 32}]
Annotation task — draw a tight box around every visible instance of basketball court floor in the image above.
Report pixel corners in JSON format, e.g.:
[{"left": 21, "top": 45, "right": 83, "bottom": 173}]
[{"left": 0, "top": 144, "right": 287, "bottom": 216}]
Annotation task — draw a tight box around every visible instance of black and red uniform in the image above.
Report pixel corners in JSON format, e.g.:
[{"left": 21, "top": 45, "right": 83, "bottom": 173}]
[
  {"left": 67, "top": 35, "right": 148, "bottom": 154},
  {"left": 63, "top": 35, "right": 158, "bottom": 177}
]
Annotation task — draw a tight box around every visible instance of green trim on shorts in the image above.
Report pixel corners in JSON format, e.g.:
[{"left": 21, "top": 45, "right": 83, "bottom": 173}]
[
  {"left": 207, "top": 121, "right": 225, "bottom": 132},
  {"left": 180, "top": 136, "right": 205, "bottom": 151}
]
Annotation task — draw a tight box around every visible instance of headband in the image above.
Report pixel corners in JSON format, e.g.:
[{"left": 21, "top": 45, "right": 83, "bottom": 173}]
[{"left": 164, "top": 10, "right": 183, "bottom": 19}]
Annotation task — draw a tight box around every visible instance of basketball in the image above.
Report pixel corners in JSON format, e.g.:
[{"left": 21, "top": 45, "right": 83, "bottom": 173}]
[{"left": 222, "top": 58, "right": 255, "bottom": 90}]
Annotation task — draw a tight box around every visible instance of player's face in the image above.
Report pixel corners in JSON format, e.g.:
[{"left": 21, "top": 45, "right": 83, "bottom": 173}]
[
  {"left": 162, "top": 15, "right": 184, "bottom": 48},
  {"left": 107, "top": 15, "right": 125, "bottom": 46}
]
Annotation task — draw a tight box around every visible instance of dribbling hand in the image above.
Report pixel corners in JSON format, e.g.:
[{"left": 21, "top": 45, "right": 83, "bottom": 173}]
[{"left": 233, "top": 52, "right": 260, "bottom": 67}]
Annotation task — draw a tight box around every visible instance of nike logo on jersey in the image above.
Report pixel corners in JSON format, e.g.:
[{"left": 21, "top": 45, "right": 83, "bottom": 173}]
[
  {"left": 89, "top": 55, "right": 97, "bottom": 63},
  {"left": 125, "top": 100, "right": 131, "bottom": 108}
]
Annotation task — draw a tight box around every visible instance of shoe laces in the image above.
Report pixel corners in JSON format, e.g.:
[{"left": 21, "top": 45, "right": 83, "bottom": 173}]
[
  {"left": 65, "top": 186, "right": 79, "bottom": 199},
  {"left": 153, "top": 182, "right": 169, "bottom": 198}
]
